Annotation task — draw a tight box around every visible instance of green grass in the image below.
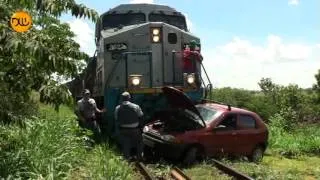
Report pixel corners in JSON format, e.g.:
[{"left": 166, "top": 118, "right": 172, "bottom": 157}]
[
  {"left": 149, "top": 123, "right": 320, "bottom": 180},
  {"left": 181, "top": 122, "right": 320, "bottom": 180},
  {"left": 269, "top": 123, "right": 320, "bottom": 157},
  {"left": 184, "top": 162, "right": 231, "bottom": 180},
  {"left": 181, "top": 153, "right": 320, "bottom": 180},
  {"left": 0, "top": 104, "right": 138, "bottom": 179},
  {"left": 222, "top": 153, "right": 320, "bottom": 180},
  {"left": 1, "top": 103, "right": 319, "bottom": 179}
]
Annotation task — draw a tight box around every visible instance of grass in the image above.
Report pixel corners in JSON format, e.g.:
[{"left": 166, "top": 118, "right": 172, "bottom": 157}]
[
  {"left": 222, "top": 153, "right": 320, "bottom": 180},
  {"left": 181, "top": 152, "right": 320, "bottom": 180},
  {"left": 181, "top": 122, "right": 320, "bottom": 180},
  {"left": 183, "top": 162, "right": 231, "bottom": 180},
  {"left": 1, "top": 103, "right": 319, "bottom": 179},
  {"left": 269, "top": 123, "right": 320, "bottom": 157},
  {"left": 147, "top": 122, "right": 320, "bottom": 180},
  {"left": 0, "top": 104, "right": 138, "bottom": 179}
]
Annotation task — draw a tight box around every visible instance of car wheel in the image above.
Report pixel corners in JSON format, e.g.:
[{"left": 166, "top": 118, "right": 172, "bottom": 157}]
[
  {"left": 249, "top": 146, "right": 264, "bottom": 163},
  {"left": 143, "top": 146, "right": 153, "bottom": 160},
  {"left": 183, "top": 146, "right": 199, "bottom": 165}
]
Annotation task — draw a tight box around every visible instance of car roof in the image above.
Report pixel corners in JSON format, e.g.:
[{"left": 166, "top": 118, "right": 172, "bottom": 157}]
[{"left": 199, "top": 103, "right": 256, "bottom": 115}]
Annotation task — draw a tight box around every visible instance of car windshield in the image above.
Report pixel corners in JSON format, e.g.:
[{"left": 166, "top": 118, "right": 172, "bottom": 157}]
[
  {"left": 182, "top": 109, "right": 205, "bottom": 127},
  {"left": 149, "top": 13, "right": 187, "bottom": 30},
  {"left": 102, "top": 13, "right": 146, "bottom": 29},
  {"left": 196, "top": 106, "right": 221, "bottom": 123}
]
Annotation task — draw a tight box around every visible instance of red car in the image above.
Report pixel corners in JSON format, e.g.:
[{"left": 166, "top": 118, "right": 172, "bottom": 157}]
[{"left": 142, "top": 87, "right": 269, "bottom": 164}]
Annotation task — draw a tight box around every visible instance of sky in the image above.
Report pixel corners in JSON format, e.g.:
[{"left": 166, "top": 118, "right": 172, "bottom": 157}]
[{"left": 61, "top": 0, "right": 320, "bottom": 90}]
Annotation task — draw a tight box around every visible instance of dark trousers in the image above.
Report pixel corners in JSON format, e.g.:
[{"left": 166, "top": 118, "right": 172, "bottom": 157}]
[
  {"left": 79, "top": 117, "right": 101, "bottom": 137},
  {"left": 118, "top": 128, "right": 143, "bottom": 160}
]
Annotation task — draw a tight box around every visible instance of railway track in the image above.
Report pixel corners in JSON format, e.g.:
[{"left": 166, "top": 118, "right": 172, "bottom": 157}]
[
  {"left": 135, "top": 162, "right": 157, "bottom": 180},
  {"left": 212, "top": 159, "right": 255, "bottom": 180},
  {"left": 170, "top": 167, "right": 191, "bottom": 180},
  {"left": 135, "top": 159, "right": 254, "bottom": 180}
]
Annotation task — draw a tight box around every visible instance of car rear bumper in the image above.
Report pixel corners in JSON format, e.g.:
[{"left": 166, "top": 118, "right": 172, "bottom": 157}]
[{"left": 142, "top": 133, "right": 187, "bottom": 159}]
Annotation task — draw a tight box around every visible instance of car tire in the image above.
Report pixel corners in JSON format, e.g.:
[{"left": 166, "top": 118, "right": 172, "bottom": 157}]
[
  {"left": 183, "top": 146, "right": 199, "bottom": 165},
  {"left": 143, "top": 146, "right": 153, "bottom": 161},
  {"left": 248, "top": 146, "right": 264, "bottom": 163}
]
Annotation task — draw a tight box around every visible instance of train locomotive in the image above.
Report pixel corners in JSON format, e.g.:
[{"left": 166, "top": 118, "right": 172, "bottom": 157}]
[{"left": 67, "top": 3, "right": 212, "bottom": 137}]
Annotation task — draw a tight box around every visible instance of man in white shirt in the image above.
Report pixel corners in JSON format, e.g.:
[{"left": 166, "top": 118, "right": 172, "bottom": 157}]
[{"left": 76, "top": 89, "right": 106, "bottom": 137}]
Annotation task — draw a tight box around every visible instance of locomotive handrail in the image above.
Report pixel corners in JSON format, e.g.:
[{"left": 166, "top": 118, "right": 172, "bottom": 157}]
[
  {"left": 171, "top": 50, "right": 213, "bottom": 99},
  {"left": 200, "top": 62, "right": 212, "bottom": 86}
]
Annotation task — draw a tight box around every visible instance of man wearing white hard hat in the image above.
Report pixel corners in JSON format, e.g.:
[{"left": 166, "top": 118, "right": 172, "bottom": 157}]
[{"left": 114, "top": 91, "right": 144, "bottom": 160}]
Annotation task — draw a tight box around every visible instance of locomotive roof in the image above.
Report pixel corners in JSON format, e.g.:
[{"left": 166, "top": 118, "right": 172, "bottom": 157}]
[{"left": 101, "top": 4, "right": 183, "bottom": 16}]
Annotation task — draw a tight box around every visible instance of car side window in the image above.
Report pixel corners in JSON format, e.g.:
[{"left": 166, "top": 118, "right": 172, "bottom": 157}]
[
  {"left": 238, "top": 114, "right": 256, "bottom": 129},
  {"left": 218, "top": 114, "right": 237, "bottom": 130}
]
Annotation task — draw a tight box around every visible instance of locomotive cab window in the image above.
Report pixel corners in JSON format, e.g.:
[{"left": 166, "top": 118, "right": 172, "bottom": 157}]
[
  {"left": 102, "top": 13, "right": 146, "bottom": 29},
  {"left": 168, "top": 33, "right": 177, "bottom": 44},
  {"left": 149, "top": 13, "right": 187, "bottom": 30}
]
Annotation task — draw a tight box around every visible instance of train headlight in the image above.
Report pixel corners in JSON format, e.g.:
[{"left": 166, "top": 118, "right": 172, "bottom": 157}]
[
  {"left": 132, "top": 77, "right": 140, "bottom": 86},
  {"left": 187, "top": 74, "right": 195, "bottom": 84},
  {"left": 152, "top": 28, "right": 160, "bottom": 35},
  {"left": 129, "top": 74, "right": 142, "bottom": 87},
  {"left": 150, "top": 27, "right": 161, "bottom": 43},
  {"left": 152, "top": 36, "right": 160, "bottom": 42}
]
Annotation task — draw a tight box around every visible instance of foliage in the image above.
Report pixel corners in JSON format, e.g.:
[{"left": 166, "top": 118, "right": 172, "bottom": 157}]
[
  {"left": 212, "top": 76, "right": 320, "bottom": 125},
  {"left": 0, "top": 105, "right": 87, "bottom": 179},
  {"left": 0, "top": 0, "right": 98, "bottom": 122},
  {"left": 269, "top": 121, "right": 320, "bottom": 157},
  {"left": 313, "top": 69, "right": 320, "bottom": 102},
  {"left": 222, "top": 154, "right": 320, "bottom": 180},
  {"left": 0, "top": 104, "right": 137, "bottom": 179},
  {"left": 183, "top": 153, "right": 320, "bottom": 180},
  {"left": 211, "top": 87, "right": 277, "bottom": 121},
  {"left": 69, "top": 145, "right": 137, "bottom": 180}
]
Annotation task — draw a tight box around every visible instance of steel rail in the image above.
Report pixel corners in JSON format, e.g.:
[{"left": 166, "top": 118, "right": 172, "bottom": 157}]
[
  {"left": 170, "top": 167, "right": 191, "bottom": 180},
  {"left": 212, "top": 159, "right": 255, "bottom": 180},
  {"left": 135, "top": 162, "right": 157, "bottom": 180}
]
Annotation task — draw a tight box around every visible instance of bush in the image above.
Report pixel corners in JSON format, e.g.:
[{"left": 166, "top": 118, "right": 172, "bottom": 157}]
[
  {"left": 0, "top": 90, "right": 39, "bottom": 124},
  {"left": 0, "top": 105, "right": 136, "bottom": 179},
  {"left": 269, "top": 115, "right": 320, "bottom": 157},
  {"left": 0, "top": 106, "right": 86, "bottom": 179}
]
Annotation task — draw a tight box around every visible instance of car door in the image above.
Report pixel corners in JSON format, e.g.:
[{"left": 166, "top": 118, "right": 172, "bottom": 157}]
[
  {"left": 200, "top": 113, "right": 238, "bottom": 157},
  {"left": 234, "top": 113, "right": 259, "bottom": 155}
]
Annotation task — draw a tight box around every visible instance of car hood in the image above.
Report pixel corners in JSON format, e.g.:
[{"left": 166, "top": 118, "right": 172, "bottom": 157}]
[{"left": 161, "top": 86, "right": 206, "bottom": 127}]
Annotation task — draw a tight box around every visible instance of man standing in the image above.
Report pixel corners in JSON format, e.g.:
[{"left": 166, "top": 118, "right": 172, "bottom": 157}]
[
  {"left": 183, "top": 40, "right": 203, "bottom": 73},
  {"left": 114, "top": 92, "right": 144, "bottom": 161},
  {"left": 76, "top": 89, "right": 106, "bottom": 137}
]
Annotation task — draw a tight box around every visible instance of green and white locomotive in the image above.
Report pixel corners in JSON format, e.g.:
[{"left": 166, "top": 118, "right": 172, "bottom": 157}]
[{"left": 68, "top": 3, "right": 212, "bottom": 136}]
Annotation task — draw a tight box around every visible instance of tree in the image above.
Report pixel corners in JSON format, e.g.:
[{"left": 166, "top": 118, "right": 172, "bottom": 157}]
[
  {"left": 0, "top": 0, "right": 99, "bottom": 121},
  {"left": 258, "top": 78, "right": 276, "bottom": 94},
  {"left": 313, "top": 69, "right": 320, "bottom": 102}
]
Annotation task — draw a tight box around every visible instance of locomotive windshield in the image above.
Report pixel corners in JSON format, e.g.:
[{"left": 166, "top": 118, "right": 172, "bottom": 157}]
[
  {"left": 149, "top": 13, "right": 187, "bottom": 30},
  {"left": 102, "top": 13, "right": 146, "bottom": 29}
]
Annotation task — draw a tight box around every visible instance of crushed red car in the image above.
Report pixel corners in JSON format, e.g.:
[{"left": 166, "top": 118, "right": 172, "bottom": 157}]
[{"left": 142, "top": 86, "right": 269, "bottom": 164}]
